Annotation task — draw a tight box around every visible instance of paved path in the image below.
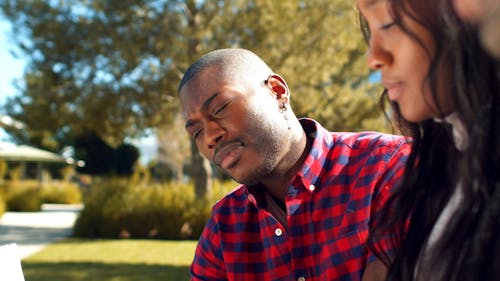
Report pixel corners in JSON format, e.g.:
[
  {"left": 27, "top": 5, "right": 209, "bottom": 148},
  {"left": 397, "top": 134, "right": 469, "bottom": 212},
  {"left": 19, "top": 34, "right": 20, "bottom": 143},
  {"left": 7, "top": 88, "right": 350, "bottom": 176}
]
[{"left": 0, "top": 204, "right": 82, "bottom": 259}]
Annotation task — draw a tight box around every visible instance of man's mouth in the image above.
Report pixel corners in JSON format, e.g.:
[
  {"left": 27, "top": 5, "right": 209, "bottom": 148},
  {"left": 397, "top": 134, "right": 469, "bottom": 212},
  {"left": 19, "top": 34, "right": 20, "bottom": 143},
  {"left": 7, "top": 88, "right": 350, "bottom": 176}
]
[{"left": 214, "top": 142, "right": 244, "bottom": 170}]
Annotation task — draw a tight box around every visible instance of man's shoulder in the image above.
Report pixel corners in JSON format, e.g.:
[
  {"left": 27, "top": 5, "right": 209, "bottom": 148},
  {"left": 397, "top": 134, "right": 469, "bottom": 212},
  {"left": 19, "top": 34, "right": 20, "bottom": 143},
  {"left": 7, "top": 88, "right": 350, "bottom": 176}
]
[
  {"left": 330, "top": 131, "right": 408, "bottom": 150},
  {"left": 211, "top": 184, "right": 250, "bottom": 213},
  {"left": 306, "top": 118, "right": 408, "bottom": 150}
]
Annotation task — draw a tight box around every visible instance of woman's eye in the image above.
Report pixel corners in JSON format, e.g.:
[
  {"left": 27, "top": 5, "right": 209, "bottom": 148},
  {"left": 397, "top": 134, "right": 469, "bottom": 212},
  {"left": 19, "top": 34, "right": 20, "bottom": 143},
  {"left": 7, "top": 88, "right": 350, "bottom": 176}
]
[{"left": 380, "top": 21, "right": 396, "bottom": 30}]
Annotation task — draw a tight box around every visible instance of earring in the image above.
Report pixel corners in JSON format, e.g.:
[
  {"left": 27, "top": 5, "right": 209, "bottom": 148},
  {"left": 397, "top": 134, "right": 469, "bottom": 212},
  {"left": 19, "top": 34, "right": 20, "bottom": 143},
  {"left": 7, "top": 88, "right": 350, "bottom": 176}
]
[{"left": 280, "top": 103, "right": 291, "bottom": 130}]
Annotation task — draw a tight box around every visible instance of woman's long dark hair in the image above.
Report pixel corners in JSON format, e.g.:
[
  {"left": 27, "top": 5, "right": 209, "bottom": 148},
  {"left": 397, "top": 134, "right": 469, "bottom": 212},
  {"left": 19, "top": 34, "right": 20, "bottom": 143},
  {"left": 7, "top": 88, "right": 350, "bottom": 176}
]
[{"left": 360, "top": 0, "right": 500, "bottom": 280}]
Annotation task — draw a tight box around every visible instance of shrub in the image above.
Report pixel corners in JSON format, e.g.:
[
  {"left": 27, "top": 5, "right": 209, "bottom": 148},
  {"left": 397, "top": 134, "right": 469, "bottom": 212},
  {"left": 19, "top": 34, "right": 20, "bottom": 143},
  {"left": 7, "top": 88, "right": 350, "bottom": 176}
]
[
  {"left": 0, "top": 161, "right": 7, "bottom": 181},
  {"left": 6, "top": 185, "right": 43, "bottom": 212},
  {"left": 60, "top": 165, "right": 75, "bottom": 182},
  {"left": 73, "top": 179, "right": 234, "bottom": 240},
  {"left": 41, "top": 182, "right": 82, "bottom": 204},
  {"left": 8, "top": 165, "right": 24, "bottom": 182},
  {"left": 0, "top": 195, "right": 6, "bottom": 218}
]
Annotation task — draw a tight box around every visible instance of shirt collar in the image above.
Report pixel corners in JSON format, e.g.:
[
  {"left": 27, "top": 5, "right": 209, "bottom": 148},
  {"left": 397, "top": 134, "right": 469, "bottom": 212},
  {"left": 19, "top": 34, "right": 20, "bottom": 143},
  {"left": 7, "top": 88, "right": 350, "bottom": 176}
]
[
  {"left": 433, "top": 112, "right": 469, "bottom": 151},
  {"left": 294, "top": 118, "right": 334, "bottom": 192}
]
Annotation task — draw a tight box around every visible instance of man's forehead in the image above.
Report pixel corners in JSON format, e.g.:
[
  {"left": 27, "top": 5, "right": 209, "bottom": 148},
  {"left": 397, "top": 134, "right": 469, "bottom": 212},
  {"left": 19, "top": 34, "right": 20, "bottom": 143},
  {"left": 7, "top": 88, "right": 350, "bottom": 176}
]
[
  {"left": 181, "top": 71, "right": 225, "bottom": 99},
  {"left": 179, "top": 70, "right": 224, "bottom": 113},
  {"left": 183, "top": 68, "right": 219, "bottom": 89}
]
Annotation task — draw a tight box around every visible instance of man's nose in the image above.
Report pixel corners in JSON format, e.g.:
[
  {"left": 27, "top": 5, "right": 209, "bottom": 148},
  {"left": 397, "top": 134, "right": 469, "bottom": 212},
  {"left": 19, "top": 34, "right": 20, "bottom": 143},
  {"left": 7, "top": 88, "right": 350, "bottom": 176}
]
[{"left": 205, "top": 120, "right": 225, "bottom": 150}]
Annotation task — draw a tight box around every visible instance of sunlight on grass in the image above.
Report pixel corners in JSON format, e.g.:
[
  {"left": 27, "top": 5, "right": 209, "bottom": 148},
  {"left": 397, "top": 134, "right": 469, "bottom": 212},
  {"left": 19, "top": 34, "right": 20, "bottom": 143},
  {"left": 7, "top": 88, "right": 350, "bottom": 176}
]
[{"left": 22, "top": 238, "right": 197, "bottom": 281}]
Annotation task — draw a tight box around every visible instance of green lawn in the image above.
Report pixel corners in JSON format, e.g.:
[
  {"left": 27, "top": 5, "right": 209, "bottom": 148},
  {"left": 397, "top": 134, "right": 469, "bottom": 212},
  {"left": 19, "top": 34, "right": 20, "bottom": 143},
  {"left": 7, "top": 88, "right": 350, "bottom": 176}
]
[{"left": 22, "top": 239, "right": 197, "bottom": 281}]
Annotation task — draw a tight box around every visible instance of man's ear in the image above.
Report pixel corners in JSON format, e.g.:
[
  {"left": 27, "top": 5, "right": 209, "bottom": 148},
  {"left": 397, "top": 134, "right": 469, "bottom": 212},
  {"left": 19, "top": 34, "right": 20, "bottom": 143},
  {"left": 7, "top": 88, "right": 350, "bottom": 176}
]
[{"left": 266, "top": 74, "right": 290, "bottom": 103}]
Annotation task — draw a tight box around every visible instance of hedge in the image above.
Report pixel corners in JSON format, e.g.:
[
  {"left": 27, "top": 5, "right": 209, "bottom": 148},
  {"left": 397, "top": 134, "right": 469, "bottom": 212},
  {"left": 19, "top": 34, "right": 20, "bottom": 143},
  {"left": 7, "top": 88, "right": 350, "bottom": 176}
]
[{"left": 73, "top": 179, "right": 234, "bottom": 240}]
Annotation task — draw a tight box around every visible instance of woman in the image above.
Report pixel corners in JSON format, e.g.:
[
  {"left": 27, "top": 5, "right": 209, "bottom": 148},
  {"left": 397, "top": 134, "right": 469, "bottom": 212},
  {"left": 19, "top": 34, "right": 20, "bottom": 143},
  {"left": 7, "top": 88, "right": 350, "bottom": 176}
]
[{"left": 357, "top": 0, "right": 499, "bottom": 280}]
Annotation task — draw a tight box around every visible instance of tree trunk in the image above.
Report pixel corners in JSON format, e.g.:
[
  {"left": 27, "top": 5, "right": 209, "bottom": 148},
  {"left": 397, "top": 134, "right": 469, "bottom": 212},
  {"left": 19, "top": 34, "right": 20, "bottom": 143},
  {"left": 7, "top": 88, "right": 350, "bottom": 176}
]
[
  {"left": 190, "top": 139, "right": 212, "bottom": 198},
  {"left": 176, "top": 162, "right": 183, "bottom": 182},
  {"left": 185, "top": 1, "right": 212, "bottom": 199}
]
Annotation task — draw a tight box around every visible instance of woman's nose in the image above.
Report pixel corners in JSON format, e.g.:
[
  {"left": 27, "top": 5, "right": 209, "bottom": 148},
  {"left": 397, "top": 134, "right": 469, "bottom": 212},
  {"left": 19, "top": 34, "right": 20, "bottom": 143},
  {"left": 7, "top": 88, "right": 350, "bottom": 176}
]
[{"left": 367, "top": 36, "right": 392, "bottom": 70}]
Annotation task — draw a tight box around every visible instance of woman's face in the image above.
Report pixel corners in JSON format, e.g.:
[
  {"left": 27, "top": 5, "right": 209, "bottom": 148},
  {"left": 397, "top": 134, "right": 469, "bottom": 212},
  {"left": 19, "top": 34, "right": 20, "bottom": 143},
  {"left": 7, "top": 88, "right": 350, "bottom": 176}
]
[{"left": 358, "top": 0, "right": 451, "bottom": 122}]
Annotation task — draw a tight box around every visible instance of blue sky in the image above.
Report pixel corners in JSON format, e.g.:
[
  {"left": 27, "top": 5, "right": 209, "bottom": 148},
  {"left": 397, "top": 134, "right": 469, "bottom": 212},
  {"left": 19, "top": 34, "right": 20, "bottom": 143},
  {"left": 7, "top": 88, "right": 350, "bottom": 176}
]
[
  {"left": 0, "top": 16, "right": 25, "bottom": 106},
  {"left": 0, "top": 16, "right": 25, "bottom": 143}
]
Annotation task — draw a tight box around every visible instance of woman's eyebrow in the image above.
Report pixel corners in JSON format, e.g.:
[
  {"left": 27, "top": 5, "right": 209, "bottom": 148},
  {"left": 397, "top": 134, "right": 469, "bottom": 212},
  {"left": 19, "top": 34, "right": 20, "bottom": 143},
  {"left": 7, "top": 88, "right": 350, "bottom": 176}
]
[{"left": 361, "top": 0, "right": 383, "bottom": 10}]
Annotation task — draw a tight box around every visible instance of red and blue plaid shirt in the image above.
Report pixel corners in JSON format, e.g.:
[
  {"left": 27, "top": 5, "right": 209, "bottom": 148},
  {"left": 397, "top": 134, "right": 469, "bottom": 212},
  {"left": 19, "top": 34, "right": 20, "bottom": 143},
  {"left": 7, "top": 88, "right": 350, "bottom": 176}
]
[{"left": 190, "top": 119, "right": 410, "bottom": 281}]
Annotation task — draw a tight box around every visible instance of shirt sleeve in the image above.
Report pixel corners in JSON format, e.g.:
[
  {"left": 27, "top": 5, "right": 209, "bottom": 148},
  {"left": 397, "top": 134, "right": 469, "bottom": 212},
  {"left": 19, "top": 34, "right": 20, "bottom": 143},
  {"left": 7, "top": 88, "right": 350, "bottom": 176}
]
[
  {"left": 190, "top": 214, "right": 227, "bottom": 281},
  {"left": 367, "top": 139, "right": 410, "bottom": 263}
]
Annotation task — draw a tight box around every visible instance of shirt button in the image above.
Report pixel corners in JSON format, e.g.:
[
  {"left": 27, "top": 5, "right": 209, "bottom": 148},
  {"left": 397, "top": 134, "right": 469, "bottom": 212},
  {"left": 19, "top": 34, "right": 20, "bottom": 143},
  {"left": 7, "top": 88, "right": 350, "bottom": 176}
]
[
  {"left": 308, "top": 184, "right": 315, "bottom": 191},
  {"left": 274, "top": 228, "right": 283, "bottom": 236},
  {"left": 297, "top": 277, "right": 306, "bottom": 281}
]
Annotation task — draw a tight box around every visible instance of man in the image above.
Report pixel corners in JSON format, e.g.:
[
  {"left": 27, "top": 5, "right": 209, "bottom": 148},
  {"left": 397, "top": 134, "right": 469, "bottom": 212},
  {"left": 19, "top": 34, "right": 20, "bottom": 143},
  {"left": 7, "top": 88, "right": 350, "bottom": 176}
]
[{"left": 179, "top": 48, "right": 410, "bottom": 281}]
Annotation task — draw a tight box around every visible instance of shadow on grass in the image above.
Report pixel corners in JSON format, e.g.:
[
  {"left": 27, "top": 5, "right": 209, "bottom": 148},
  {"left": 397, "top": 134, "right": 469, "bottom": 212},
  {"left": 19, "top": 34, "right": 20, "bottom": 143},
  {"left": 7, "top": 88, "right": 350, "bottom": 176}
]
[{"left": 22, "top": 261, "right": 190, "bottom": 281}]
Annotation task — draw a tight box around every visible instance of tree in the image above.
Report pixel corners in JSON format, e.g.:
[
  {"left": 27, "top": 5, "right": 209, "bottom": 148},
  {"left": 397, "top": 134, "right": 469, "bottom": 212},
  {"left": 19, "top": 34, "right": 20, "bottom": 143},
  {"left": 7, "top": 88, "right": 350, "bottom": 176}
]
[
  {"left": 156, "top": 112, "right": 190, "bottom": 182},
  {"left": 73, "top": 131, "right": 116, "bottom": 175},
  {"left": 73, "top": 131, "right": 139, "bottom": 176},
  {"left": 115, "top": 143, "right": 140, "bottom": 175},
  {"left": 1, "top": 0, "right": 386, "bottom": 198}
]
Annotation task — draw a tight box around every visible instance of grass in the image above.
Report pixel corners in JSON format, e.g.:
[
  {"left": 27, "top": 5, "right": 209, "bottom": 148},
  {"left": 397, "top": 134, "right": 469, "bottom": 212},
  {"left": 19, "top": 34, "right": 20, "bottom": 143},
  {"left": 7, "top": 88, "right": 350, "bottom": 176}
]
[{"left": 22, "top": 238, "right": 197, "bottom": 281}]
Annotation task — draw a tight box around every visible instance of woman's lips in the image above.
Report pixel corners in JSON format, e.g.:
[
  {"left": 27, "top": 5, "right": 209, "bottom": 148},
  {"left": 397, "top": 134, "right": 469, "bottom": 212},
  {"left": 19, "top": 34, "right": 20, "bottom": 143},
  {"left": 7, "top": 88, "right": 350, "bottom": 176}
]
[
  {"left": 214, "top": 142, "right": 244, "bottom": 170},
  {"left": 383, "top": 80, "right": 403, "bottom": 101}
]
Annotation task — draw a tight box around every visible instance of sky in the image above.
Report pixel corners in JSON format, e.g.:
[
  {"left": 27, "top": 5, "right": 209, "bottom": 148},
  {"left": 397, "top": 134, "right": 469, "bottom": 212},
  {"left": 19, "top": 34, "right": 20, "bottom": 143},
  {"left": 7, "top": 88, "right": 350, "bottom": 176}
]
[
  {"left": 0, "top": 16, "right": 26, "bottom": 143},
  {"left": 0, "top": 17, "right": 25, "bottom": 106}
]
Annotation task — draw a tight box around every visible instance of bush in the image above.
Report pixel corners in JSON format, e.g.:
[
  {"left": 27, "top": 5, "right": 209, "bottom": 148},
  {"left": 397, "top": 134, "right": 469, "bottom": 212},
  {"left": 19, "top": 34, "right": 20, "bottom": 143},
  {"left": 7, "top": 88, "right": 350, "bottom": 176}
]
[
  {"left": 6, "top": 185, "right": 43, "bottom": 212},
  {"left": 73, "top": 179, "right": 234, "bottom": 240},
  {"left": 0, "top": 161, "right": 7, "bottom": 181},
  {"left": 41, "top": 182, "right": 82, "bottom": 204},
  {"left": 0, "top": 195, "right": 6, "bottom": 218},
  {"left": 8, "top": 165, "right": 24, "bottom": 182}
]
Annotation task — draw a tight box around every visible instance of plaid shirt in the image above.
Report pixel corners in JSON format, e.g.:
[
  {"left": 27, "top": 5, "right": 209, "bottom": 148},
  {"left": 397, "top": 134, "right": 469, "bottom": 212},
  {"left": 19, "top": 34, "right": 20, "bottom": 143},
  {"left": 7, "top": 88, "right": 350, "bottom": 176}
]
[{"left": 190, "top": 118, "right": 410, "bottom": 281}]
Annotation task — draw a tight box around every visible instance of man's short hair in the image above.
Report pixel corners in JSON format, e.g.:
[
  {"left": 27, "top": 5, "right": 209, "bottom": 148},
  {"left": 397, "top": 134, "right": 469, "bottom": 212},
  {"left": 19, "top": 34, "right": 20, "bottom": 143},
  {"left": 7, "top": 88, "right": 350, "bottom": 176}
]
[{"left": 178, "top": 48, "right": 273, "bottom": 94}]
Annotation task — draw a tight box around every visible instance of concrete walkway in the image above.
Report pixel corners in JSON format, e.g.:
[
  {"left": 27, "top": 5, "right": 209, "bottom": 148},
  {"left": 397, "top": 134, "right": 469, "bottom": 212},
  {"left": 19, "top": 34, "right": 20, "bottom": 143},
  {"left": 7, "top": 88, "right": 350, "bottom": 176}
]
[{"left": 0, "top": 204, "right": 82, "bottom": 259}]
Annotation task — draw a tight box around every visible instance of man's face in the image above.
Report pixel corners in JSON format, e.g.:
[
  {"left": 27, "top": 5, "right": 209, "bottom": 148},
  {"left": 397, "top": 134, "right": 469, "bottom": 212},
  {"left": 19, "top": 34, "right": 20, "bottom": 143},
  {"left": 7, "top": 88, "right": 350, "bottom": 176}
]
[{"left": 180, "top": 69, "right": 290, "bottom": 185}]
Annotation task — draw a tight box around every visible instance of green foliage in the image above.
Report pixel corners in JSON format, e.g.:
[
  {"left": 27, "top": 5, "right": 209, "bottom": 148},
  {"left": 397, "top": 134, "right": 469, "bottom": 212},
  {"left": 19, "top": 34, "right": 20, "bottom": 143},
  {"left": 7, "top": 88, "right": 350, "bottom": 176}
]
[
  {"left": 74, "top": 179, "right": 232, "bottom": 240},
  {"left": 59, "top": 165, "right": 75, "bottom": 182},
  {"left": 130, "top": 163, "right": 151, "bottom": 184},
  {"left": 5, "top": 184, "right": 43, "bottom": 212},
  {"left": 8, "top": 164, "right": 24, "bottom": 182},
  {"left": 0, "top": 161, "right": 7, "bottom": 181},
  {"left": 232, "top": 0, "right": 386, "bottom": 132},
  {"left": 41, "top": 182, "right": 82, "bottom": 204},
  {"left": 0, "top": 195, "right": 5, "bottom": 218},
  {"left": 0, "top": 180, "right": 82, "bottom": 211}
]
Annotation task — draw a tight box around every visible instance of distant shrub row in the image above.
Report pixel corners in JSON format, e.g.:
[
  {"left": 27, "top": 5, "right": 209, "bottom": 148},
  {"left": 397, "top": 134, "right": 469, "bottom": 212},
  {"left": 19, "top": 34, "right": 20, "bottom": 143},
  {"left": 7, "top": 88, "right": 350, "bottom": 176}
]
[
  {"left": 73, "top": 179, "right": 234, "bottom": 240},
  {"left": 0, "top": 180, "right": 82, "bottom": 213},
  {"left": 0, "top": 196, "right": 5, "bottom": 218}
]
